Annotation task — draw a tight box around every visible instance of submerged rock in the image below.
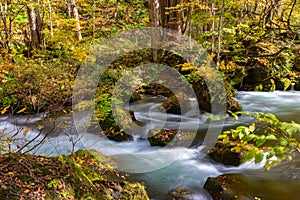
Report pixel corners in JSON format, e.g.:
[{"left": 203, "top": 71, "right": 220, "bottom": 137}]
[{"left": 167, "top": 186, "right": 213, "bottom": 200}]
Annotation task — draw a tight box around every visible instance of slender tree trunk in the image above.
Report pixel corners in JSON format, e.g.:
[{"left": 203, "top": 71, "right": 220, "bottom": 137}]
[
  {"left": 114, "top": 0, "right": 119, "bottom": 18},
  {"left": 217, "top": 0, "right": 225, "bottom": 65},
  {"left": 67, "top": 0, "right": 71, "bottom": 17},
  {"left": 68, "top": 0, "right": 82, "bottom": 41},
  {"left": 149, "top": 0, "right": 160, "bottom": 62},
  {"left": 0, "top": 3, "right": 10, "bottom": 54},
  {"left": 48, "top": 0, "right": 53, "bottom": 37},
  {"left": 211, "top": 1, "right": 215, "bottom": 52}
]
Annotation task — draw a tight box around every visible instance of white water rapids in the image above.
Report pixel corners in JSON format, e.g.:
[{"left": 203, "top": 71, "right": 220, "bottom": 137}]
[{"left": 1, "top": 91, "right": 300, "bottom": 199}]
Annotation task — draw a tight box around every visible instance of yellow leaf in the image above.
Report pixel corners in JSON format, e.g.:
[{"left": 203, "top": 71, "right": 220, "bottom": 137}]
[
  {"left": 23, "top": 189, "right": 30, "bottom": 194},
  {"left": 3, "top": 141, "right": 8, "bottom": 146},
  {"left": 1, "top": 70, "right": 9, "bottom": 74},
  {"left": 17, "top": 107, "right": 27, "bottom": 113},
  {"left": 23, "top": 128, "right": 31, "bottom": 136},
  {"left": 1, "top": 106, "right": 10, "bottom": 115},
  {"left": 1, "top": 79, "right": 8, "bottom": 83},
  {"left": 37, "top": 125, "right": 44, "bottom": 130}
]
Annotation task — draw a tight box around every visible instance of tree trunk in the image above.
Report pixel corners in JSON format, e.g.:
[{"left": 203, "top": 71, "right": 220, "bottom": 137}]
[
  {"left": 0, "top": 3, "right": 10, "bottom": 56},
  {"left": 67, "top": 0, "right": 71, "bottom": 18},
  {"left": 147, "top": 0, "right": 192, "bottom": 62},
  {"left": 217, "top": 0, "right": 225, "bottom": 65},
  {"left": 68, "top": 0, "right": 82, "bottom": 41},
  {"left": 148, "top": 0, "right": 192, "bottom": 33},
  {"left": 48, "top": 0, "right": 53, "bottom": 37},
  {"left": 26, "top": 5, "right": 43, "bottom": 51},
  {"left": 148, "top": 0, "right": 160, "bottom": 62}
]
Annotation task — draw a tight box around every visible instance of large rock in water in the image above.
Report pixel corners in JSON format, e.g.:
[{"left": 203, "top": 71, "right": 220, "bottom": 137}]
[
  {"left": 191, "top": 79, "right": 242, "bottom": 114},
  {"left": 160, "top": 92, "right": 193, "bottom": 114},
  {"left": 204, "top": 174, "right": 300, "bottom": 200},
  {"left": 207, "top": 142, "right": 246, "bottom": 166},
  {"left": 148, "top": 129, "right": 197, "bottom": 147}
]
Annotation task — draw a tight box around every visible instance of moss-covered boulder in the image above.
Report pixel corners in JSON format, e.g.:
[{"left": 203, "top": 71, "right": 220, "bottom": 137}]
[
  {"left": 191, "top": 79, "right": 242, "bottom": 114},
  {"left": 204, "top": 173, "right": 300, "bottom": 200},
  {"left": 0, "top": 150, "right": 149, "bottom": 200},
  {"left": 148, "top": 129, "right": 196, "bottom": 147},
  {"left": 161, "top": 93, "right": 191, "bottom": 114},
  {"left": 99, "top": 108, "right": 134, "bottom": 142},
  {"left": 208, "top": 142, "right": 246, "bottom": 166},
  {"left": 129, "top": 91, "right": 142, "bottom": 103},
  {"left": 148, "top": 129, "right": 178, "bottom": 146},
  {"left": 204, "top": 174, "right": 255, "bottom": 200},
  {"left": 161, "top": 95, "right": 182, "bottom": 114},
  {"left": 293, "top": 76, "right": 300, "bottom": 91}
]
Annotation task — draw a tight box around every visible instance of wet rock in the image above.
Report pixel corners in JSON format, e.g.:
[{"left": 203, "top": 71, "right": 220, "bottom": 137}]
[
  {"left": 148, "top": 129, "right": 178, "bottom": 146},
  {"left": 161, "top": 93, "right": 191, "bottom": 114},
  {"left": 99, "top": 108, "right": 134, "bottom": 142},
  {"left": 140, "top": 83, "right": 173, "bottom": 97},
  {"left": 148, "top": 129, "right": 196, "bottom": 147},
  {"left": 208, "top": 142, "right": 245, "bottom": 166},
  {"left": 293, "top": 76, "right": 300, "bottom": 91},
  {"left": 192, "top": 79, "right": 242, "bottom": 114},
  {"left": 204, "top": 173, "right": 300, "bottom": 200},
  {"left": 129, "top": 91, "right": 142, "bottom": 103},
  {"left": 204, "top": 174, "right": 254, "bottom": 200}
]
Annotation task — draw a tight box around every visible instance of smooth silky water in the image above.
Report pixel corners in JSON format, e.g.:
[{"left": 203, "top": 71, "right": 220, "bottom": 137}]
[{"left": 1, "top": 91, "right": 300, "bottom": 199}]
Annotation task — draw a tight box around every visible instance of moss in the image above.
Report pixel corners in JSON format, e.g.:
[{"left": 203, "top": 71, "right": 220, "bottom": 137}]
[
  {"left": 148, "top": 129, "right": 178, "bottom": 146},
  {"left": 0, "top": 150, "right": 149, "bottom": 200},
  {"left": 208, "top": 142, "right": 245, "bottom": 166},
  {"left": 129, "top": 91, "right": 142, "bottom": 103},
  {"left": 161, "top": 95, "right": 182, "bottom": 114}
]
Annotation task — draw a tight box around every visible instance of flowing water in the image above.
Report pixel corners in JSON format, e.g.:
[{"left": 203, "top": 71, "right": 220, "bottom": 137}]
[{"left": 1, "top": 91, "right": 300, "bottom": 199}]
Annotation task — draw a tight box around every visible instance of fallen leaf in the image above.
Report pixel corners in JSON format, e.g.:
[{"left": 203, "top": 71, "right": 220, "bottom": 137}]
[
  {"left": 17, "top": 107, "right": 27, "bottom": 113},
  {"left": 23, "top": 128, "right": 31, "bottom": 136}
]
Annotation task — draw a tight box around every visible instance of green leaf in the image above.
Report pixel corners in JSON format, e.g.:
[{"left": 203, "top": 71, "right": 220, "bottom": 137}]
[
  {"left": 266, "top": 134, "right": 277, "bottom": 140},
  {"left": 266, "top": 151, "right": 275, "bottom": 159},
  {"left": 244, "top": 149, "right": 257, "bottom": 162},
  {"left": 204, "top": 118, "right": 212, "bottom": 123},
  {"left": 249, "top": 124, "right": 255, "bottom": 132},
  {"left": 242, "top": 134, "right": 256, "bottom": 142},
  {"left": 256, "top": 135, "right": 266, "bottom": 147},
  {"left": 239, "top": 132, "right": 244, "bottom": 140},
  {"left": 231, "top": 130, "right": 239, "bottom": 139},
  {"left": 279, "top": 138, "right": 288, "bottom": 146},
  {"left": 255, "top": 152, "right": 264, "bottom": 163}
]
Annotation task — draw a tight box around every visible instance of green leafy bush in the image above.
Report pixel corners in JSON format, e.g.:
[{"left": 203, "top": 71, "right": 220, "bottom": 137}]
[{"left": 218, "top": 112, "right": 300, "bottom": 170}]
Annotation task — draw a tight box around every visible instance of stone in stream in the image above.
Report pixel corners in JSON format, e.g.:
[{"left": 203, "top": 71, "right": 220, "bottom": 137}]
[
  {"left": 161, "top": 93, "right": 191, "bottom": 115},
  {"left": 207, "top": 142, "right": 246, "bottom": 166},
  {"left": 204, "top": 173, "right": 300, "bottom": 200},
  {"left": 148, "top": 129, "right": 197, "bottom": 147}
]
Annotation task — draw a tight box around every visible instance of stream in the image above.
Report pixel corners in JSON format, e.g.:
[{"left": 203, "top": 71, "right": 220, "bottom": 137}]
[{"left": 1, "top": 91, "right": 300, "bottom": 199}]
